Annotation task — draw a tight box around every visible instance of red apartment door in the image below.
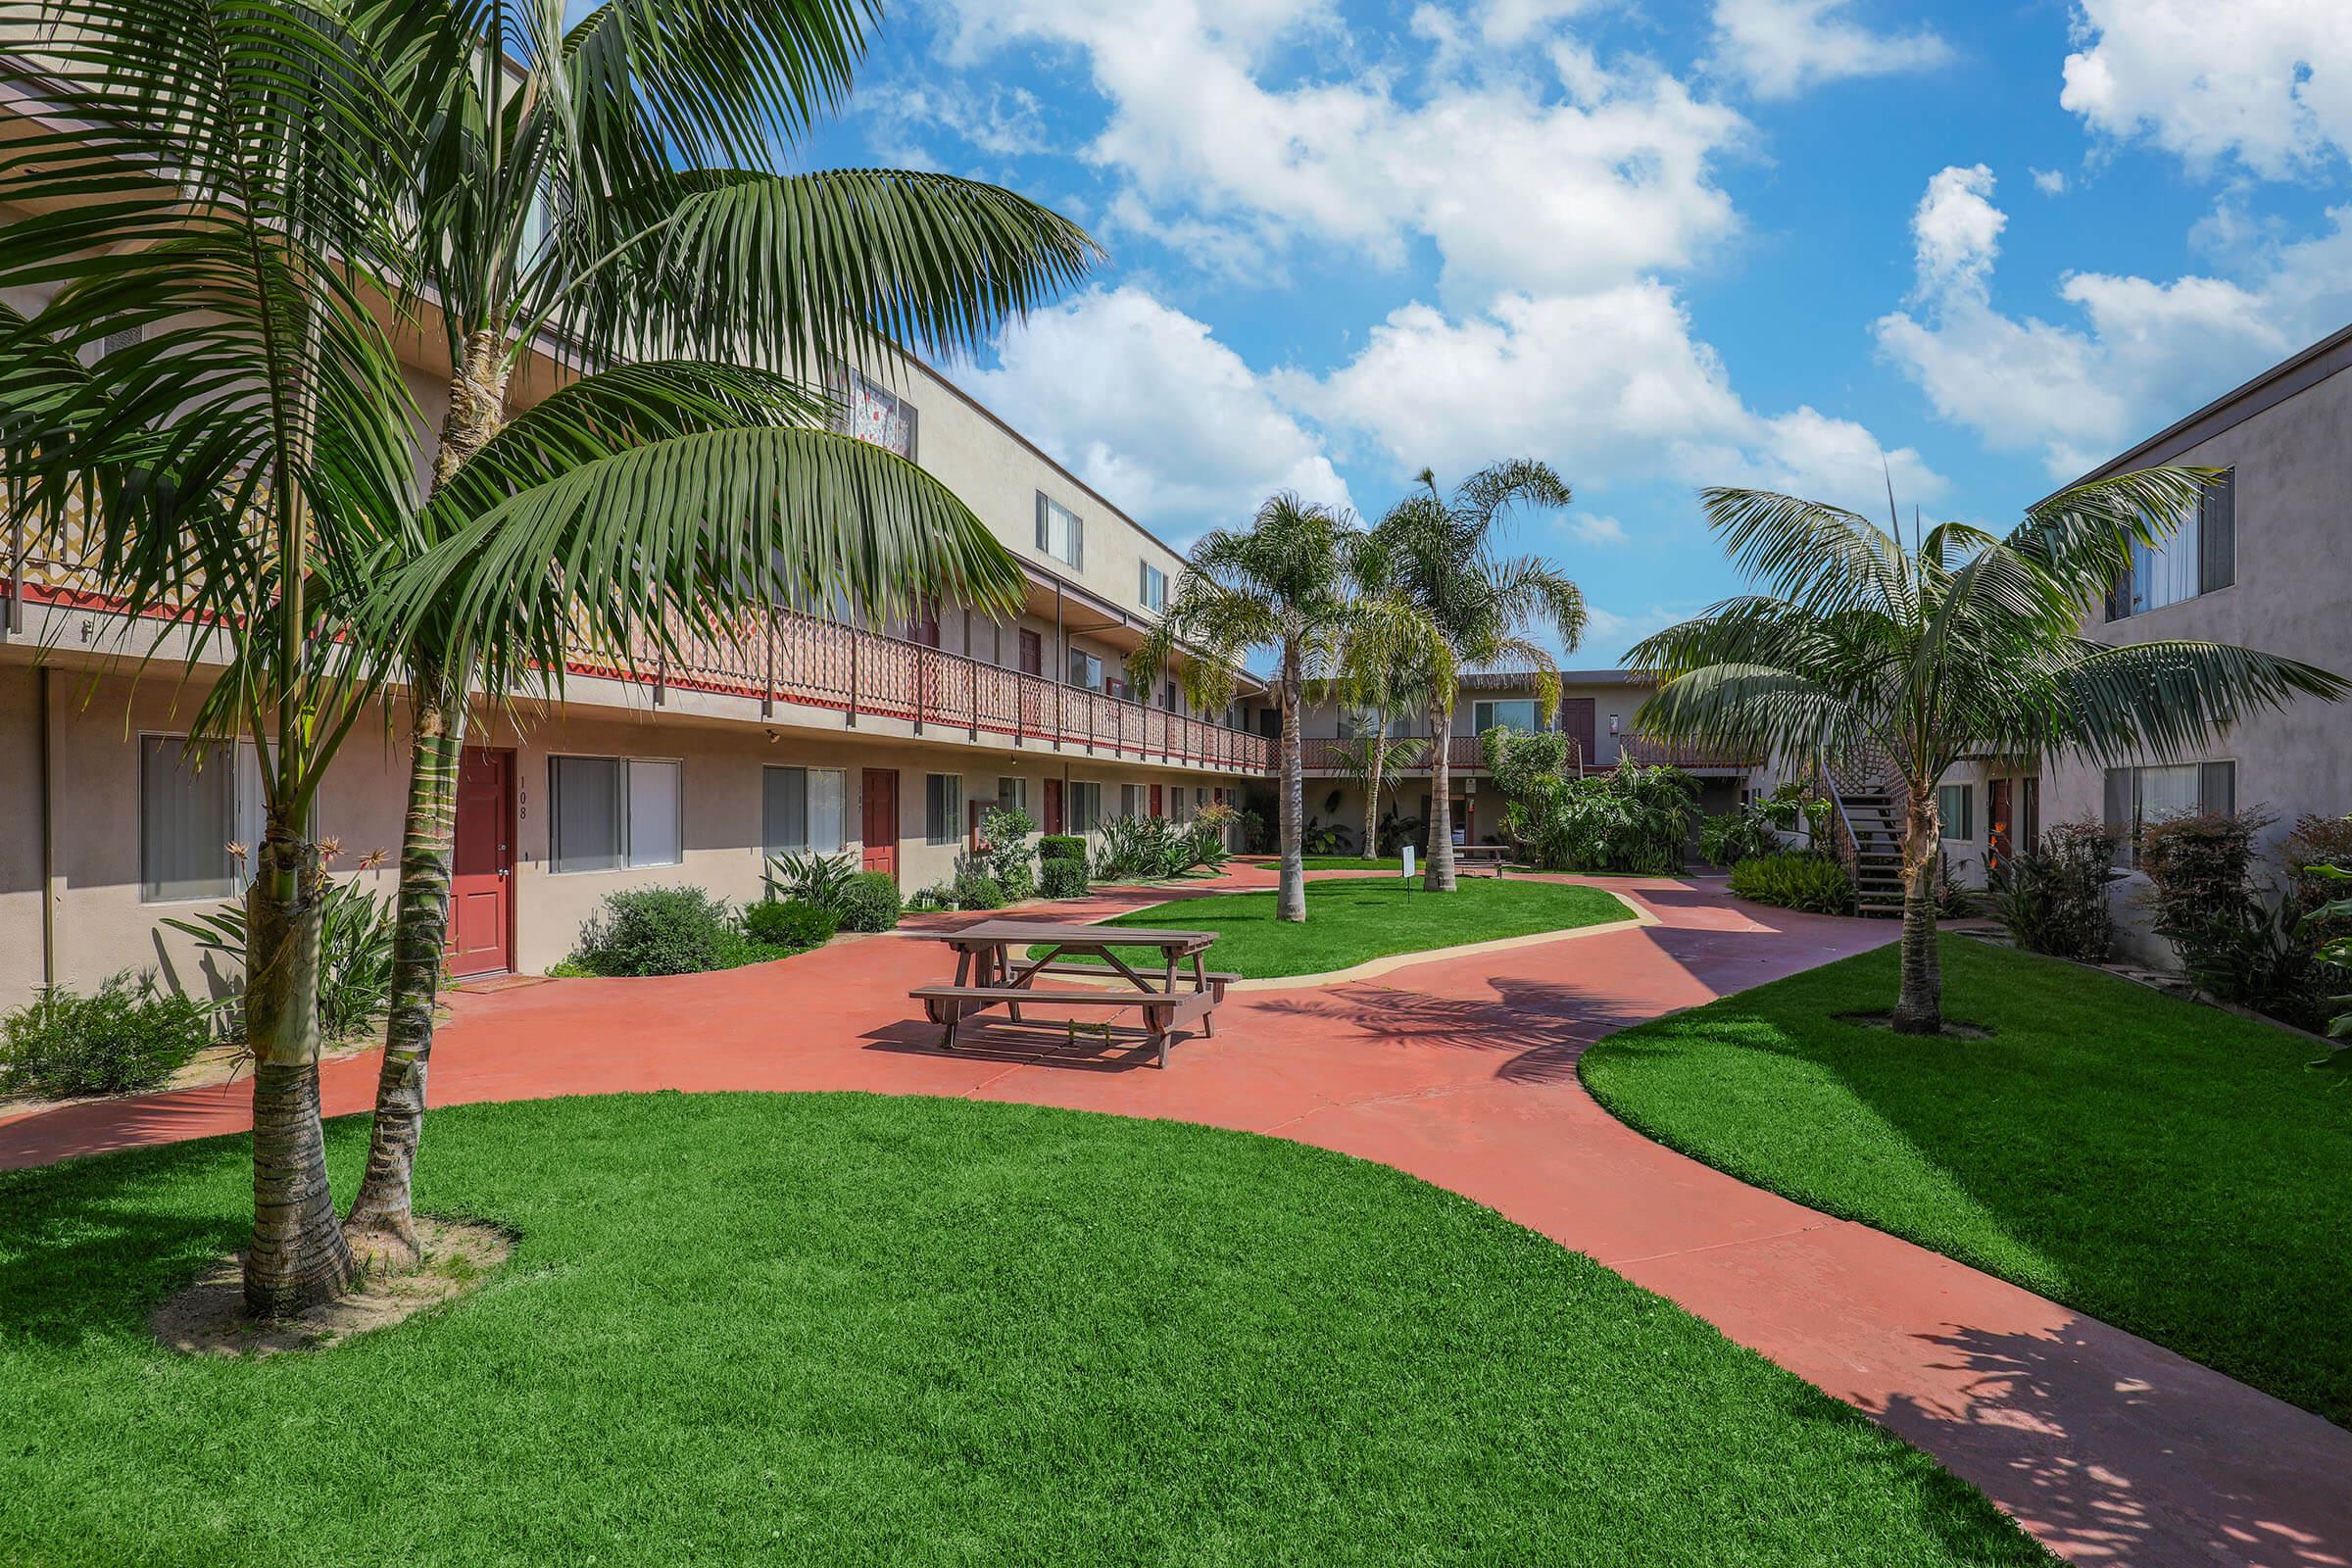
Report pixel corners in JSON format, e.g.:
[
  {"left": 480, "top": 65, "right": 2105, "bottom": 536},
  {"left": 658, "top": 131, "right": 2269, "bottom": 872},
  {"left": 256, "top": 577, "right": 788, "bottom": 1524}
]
[
  {"left": 860, "top": 769, "right": 900, "bottom": 881},
  {"left": 1017, "top": 629, "right": 1044, "bottom": 737},
  {"left": 1042, "top": 777, "right": 1063, "bottom": 835},
  {"left": 1150, "top": 784, "right": 1162, "bottom": 817},
  {"left": 1987, "top": 777, "right": 2014, "bottom": 877},
  {"left": 1561, "top": 697, "right": 1597, "bottom": 772},
  {"left": 1018, "top": 628, "right": 1042, "bottom": 674},
  {"left": 446, "top": 748, "right": 514, "bottom": 977}
]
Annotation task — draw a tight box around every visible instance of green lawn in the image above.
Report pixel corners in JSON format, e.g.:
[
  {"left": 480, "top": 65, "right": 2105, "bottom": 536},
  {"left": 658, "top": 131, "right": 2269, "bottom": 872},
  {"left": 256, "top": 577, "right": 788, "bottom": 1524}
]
[
  {"left": 1300, "top": 856, "right": 1405, "bottom": 870},
  {"left": 1582, "top": 935, "right": 2352, "bottom": 1430},
  {"left": 1062, "top": 875, "right": 1632, "bottom": 979},
  {"left": 0, "top": 1094, "right": 2044, "bottom": 1566}
]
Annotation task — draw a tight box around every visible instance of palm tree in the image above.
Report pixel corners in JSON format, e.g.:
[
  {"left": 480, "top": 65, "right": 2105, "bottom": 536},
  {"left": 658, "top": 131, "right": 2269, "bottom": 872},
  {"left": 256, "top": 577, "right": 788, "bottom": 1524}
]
[
  {"left": 333, "top": 0, "right": 1095, "bottom": 1265},
  {"left": 1632, "top": 472, "right": 2346, "bottom": 1035},
  {"left": 1130, "top": 495, "right": 1446, "bottom": 922},
  {"left": 1326, "top": 729, "right": 1429, "bottom": 858},
  {"left": 1368, "top": 463, "right": 1587, "bottom": 891},
  {"left": 0, "top": 1, "right": 1052, "bottom": 1311}
]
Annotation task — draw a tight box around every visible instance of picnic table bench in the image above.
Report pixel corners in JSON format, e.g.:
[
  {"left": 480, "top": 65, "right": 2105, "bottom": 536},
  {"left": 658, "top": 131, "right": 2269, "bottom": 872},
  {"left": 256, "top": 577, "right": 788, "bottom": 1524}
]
[
  {"left": 1452, "top": 845, "right": 1511, "bottom": 875},
  {"left": 911, "top": 919, "right": 1230, "bottom": 1068}
]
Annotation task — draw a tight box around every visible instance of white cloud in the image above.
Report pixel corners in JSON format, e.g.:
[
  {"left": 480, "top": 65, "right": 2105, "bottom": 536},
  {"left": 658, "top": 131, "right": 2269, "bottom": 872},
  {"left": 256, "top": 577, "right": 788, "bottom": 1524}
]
[
  {"left": 1568, "top": 512, "right": 1628, "bottom": 544},
  {"left": 1909, "top": 163, "right": 2004, "bottom": 299},
  {"left": 2061, "top": 0, "right": 2352, "bottom": 177},
  {"left": 1583, "top": 603, "right": 1695, "bottom": 661},
  {"left": 2031, "top": 167, "right": 2069, "bottom": 195},
  {"left": 962, "top": 287, "right": 1353, "bottom": 540},
  {"left": 1874, "top": 165, "right": 2352, "bottom": 476},
  {"left": 1707, "top": 0, "right": 1951, "bottom": 100},
  {"left": 1291, "top": 285, "right": 1944, "bottom": 518},
  {"left": 933, "top": 0, "right": 1748, "bottom": 304}
]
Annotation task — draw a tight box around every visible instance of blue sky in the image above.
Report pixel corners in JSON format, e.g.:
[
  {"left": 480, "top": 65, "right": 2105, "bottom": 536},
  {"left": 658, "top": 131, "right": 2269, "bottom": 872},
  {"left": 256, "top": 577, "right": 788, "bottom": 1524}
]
[{"left": 803, "top": 1, "right": 2352, "bottom": 662}]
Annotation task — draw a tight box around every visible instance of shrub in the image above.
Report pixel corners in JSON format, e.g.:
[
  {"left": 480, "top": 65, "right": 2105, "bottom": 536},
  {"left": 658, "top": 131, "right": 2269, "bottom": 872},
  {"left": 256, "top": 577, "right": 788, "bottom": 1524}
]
[
  {"left": 838, "top": 871, "right": 903, "bottom": 933},
  {"left": 1096, "top": 815, "right": 1189, "bottom": 881},
  {"left": 765, "top": 849, "right": 859, "bottom": 914},
  {"left": 161, "top": 876, "right": 398, "bottom": 1043},
  {"left": 1698, "top": 809, "right": 1781, "bottom": 867},
  {"left": 0, "top": 972, "right": 211, "bottom": 1100},
  {"left": 570, "top": 886, "right": 735, "bottom": 976},
  {"left": 1728, "top": 853, "right": 1854, "bottom": 915},
  {"left": 2139, "top": 809, "right": 2332, "bottom": 1025},
  {"left": 742, "top": 898, "right": 837, "bottom": 951},
  {"left": 1485, "top": 727, "right": 1697, "bottom": 874},
  {"left": 954, "top": 871, "right": 1006, "bottom": 910},
  {"left": 2138, "top": 811, "right": 2263, "bottom": 944},
  {"left": 1038, "top": 835, "right": 1088, "bottom": 863},
  {"left": 978, "top": 807, "right": 1039, "bottom": 901},
  {"left": 1993, "top": 820, "right": 2119, "bottom": 961},
  {"left": 1040, "top": 858, "right": 1089, "bottom": 900}
]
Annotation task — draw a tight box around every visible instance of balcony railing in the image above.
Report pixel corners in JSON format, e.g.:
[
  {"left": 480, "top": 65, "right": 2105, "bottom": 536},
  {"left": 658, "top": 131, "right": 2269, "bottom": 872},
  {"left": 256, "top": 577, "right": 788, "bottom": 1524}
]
[
  {"left": 0, "top": 521, "right": 1273, "bottom": 774},
  {"left": 1298, "top": 733, "right": 1755, "bottom": 775},
  {"left": 573, "top": 605, "right": 1273, "bottom": 773}
]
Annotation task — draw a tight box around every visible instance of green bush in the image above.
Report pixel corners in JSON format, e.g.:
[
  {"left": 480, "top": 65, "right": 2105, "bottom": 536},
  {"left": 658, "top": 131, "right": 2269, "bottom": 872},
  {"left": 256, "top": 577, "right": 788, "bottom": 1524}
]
[
  {"left": 1040, "top": 858, "right": 1089, "bottom": 900},
  {"left": 0, "top": 972, "right": 211, "bottom": 1100},
  {"left": 742, "top": 898, "right": 838, "bottom": 951},
  {"left": 571, "top": 886, "right": 735, "bottom": 976},
  {"left": 954, "top": 870, "right": 1007, "bottom": 910},
  {"left": 1993, "top": 820, "right": 2119, "bottom": 962},
  {"left": 1038, "top": 835, "right": 1088, "bottom": 863},
  {"left": 1728, "top": 853, "right": 1855, "bottom": 915},
  {"left": 979, "top": 807, "right": 1039, "bottom": 901},
  {"left": 838, "top": 871, "right": 903, "bottom": 932},
  {"left": 1484, "top": 728, "right": 1698, "bottom": 874},
  {"left": 765, "top": 849, "right": 859, "bottom": 912},
  {"left": 160, "top": 876, "right": 398, "bottom": 1043}
]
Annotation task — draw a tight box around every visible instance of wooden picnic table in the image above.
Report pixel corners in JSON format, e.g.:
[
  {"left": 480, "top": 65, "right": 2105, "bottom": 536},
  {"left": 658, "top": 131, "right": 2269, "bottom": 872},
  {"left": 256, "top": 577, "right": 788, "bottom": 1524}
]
[{"left": 910, "top": 919, "right": 1230, "bottom": 1068}]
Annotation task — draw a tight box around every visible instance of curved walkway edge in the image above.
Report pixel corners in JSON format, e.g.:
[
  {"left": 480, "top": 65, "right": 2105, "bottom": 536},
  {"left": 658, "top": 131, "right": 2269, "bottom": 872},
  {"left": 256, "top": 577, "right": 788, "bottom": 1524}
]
[{"left": 4, "top": 873, "right": 2345, "bottom": 1567}]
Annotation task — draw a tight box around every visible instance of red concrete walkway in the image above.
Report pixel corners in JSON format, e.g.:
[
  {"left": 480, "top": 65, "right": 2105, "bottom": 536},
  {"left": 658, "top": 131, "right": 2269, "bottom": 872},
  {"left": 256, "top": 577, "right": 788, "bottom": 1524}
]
[{"left": 5, "top": 874, "right": 2347, "bottom": 1567}]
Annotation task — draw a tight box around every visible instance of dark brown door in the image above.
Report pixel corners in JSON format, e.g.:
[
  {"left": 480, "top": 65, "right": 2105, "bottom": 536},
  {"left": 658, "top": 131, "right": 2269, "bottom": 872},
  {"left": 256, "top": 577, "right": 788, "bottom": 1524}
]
[
  {"left": 447, "top": 748, "right": 514, "bottom": 977},
  {"left": 1042, "top": 777, "right": 1063, "bottom": 835},
  {"left": 1017, "top": 628, "right": 1042, "bottom": 674},
  {"left": 1987, "top": 777, "right": 2014, "bottom": 875},
  {"left": 860, "top": 769, "right": 899, "bottom": 881},
  {"left": 1560, "top": 697, "right": 1597, "bottom": 770},
  {"left": 1150, "top": 784, "right": 1162, "bottom": 817}
]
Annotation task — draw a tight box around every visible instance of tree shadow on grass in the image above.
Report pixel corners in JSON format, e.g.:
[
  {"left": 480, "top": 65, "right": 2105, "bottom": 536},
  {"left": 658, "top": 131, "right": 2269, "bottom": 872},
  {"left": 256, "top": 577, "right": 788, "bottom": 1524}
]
[{"left": 0, "top": 1131, "right": 259, "bottom": 1348}]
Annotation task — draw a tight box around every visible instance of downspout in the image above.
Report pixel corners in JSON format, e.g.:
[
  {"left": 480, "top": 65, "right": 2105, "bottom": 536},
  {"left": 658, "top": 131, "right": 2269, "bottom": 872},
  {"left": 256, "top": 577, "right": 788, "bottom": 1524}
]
[{"left": 38, "top": 663, "right": 56, "bottom": 985}]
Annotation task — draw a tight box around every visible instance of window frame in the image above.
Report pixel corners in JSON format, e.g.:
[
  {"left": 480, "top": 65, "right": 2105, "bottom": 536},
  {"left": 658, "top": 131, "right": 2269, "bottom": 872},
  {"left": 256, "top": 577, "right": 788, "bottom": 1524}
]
[
  {"left": 763, "top": 764, "right": 847, "bottom": 858},
  {"left": 2102, "top": 759, "right": 2238, "bottom": 866},
  {"left": 2107, "top": 467, "right": 2235, "bottom": 620},
  {"left": 547, "top": 753, "right": 686, "bottom": 874},
  {"left": 1472, "top": 699, "right": 1540, "bottom": 736},
  {"left": 996, "top": 776, "right": 1028, "bottom": 814},
  {"left": 924, "top": 772, "right": 964, "bottom": 848},
  {"left": 1936, "top": 782, "right": 1974, "bottom": 842},
  {"left": 1139, "top": 561, "right": 1168, "bottom": 612},
  {"left": 138, "top": 732, "right": 269, "bottom": 905},
  {"left": 1036, "top": 492, "right": 1084, "bottom": 568},
  {"left": 1068, "top": 780, "right": 1102, "bottom": 835}
]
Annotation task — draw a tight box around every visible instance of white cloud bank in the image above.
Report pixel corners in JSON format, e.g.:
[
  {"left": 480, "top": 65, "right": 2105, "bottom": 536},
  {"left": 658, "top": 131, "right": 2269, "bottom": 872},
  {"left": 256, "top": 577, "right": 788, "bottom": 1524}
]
[
  {"left": 2061, "top": 0, "right": 2352, "bottom": 177},
  {"left": 1707, "top": 0, "right": 1951, "bottom": 101},
  {"left": 1874, "top": 164, "right": 2352, "bottom": 477}
]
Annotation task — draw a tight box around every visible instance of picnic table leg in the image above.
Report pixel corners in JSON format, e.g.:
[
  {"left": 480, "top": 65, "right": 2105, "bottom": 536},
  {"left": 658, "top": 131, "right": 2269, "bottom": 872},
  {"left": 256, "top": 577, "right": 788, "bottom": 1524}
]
[
  {"left": 938, "top": 999, "right": 958, "bottom": 1052},
  {"left": 1151, "top": 1011, "right": 1169, "bottom": 1069},
  {"left": 1192, "top": 953, "right": 1215, "bottom": 1038},
  {"left": 1002, "top": 944, "right": 1022, "bottom": 1024}
]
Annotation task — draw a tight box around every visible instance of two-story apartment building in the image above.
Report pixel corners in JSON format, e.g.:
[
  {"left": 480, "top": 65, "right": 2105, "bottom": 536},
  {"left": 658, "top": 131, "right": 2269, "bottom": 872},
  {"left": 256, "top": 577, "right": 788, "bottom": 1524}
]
[
  {"left": 1292, "top": 670, "right": 1765, "bottom": 853},
  {"left": 1930, "top": 320, "right": 2352, "bottom": 958}
]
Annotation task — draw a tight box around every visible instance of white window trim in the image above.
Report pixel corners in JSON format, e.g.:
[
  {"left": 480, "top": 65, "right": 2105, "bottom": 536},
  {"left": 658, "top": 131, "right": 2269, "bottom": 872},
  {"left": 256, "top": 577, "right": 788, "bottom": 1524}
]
[
  {"left": 924, "top": 772, "right": 964, "bottom": 848},
  {"left": 763, "top": 763, "right": 848, "bottom": 858}
]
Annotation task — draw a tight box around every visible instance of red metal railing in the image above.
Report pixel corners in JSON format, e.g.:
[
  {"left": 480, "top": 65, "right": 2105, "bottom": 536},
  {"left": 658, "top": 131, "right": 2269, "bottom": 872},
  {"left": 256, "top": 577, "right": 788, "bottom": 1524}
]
[{"left": 565, "top": 606, "right": 1273, "bottom": 773}]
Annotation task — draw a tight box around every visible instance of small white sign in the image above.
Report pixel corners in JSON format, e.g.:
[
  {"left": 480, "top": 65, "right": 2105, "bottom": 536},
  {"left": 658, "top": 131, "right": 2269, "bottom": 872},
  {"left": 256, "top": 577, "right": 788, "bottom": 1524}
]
[{"left": 1401, "top": 845, "right": 1416, "bottom": 880}]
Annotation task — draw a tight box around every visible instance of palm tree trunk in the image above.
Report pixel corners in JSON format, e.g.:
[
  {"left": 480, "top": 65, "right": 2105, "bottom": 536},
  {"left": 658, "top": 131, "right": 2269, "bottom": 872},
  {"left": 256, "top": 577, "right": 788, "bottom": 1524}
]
[
  {"left": 244, "top": 829, "right": 360, "bottom": 1316},
  {"left": 343, "top": 683, "right": 466, "bottom": 1264},
  {"left": 344, "top": 331, "right": 508, "bottom": 1262},
  {"left": 1891, "top": 789, "right": 1943, "bottom": 1036},
  {"left": 1278, "top": 649, "right": 1305, "bottom": 923},
  {"left": 1425, "top": 701, "right": 1457, "bottom": 892},
  {"left": 1363, "top": 729, "right": 1385, "bottom": 857}
]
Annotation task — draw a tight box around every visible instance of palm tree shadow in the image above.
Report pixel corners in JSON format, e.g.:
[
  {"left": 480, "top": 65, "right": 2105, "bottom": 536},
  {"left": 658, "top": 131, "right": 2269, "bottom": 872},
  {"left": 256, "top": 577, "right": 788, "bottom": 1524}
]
[
  {"left": 1248, "top": 975, "right": 1659, "bottom": 1086},
  {"left": 1865, "top": 1318, "right": 2351, "bottom": 1566},
  {"left": 0, "top": 1133, "right": 256, "bottom": 1349}
]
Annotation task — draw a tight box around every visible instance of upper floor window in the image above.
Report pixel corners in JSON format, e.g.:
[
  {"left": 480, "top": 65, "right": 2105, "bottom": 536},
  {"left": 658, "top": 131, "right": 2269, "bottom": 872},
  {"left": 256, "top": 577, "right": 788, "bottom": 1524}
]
[
  {"left": 1067, "top": 647, "right": 1103, "bottom": 690},
  {"left": 1139, "top": 562, "right": 1167, "bottom": 612},
  {"left": 1472, "top": 699, "right": 1539, "bottom": 735},
  {"left": 1037, "top": 494, "right": 1084, "bottom": 568},
  {"left": 2108, "top": 469, "right": 2233, "bottom": 619},
  {"left": 841, "top": 368, "right": 917, "bottom": 460}
]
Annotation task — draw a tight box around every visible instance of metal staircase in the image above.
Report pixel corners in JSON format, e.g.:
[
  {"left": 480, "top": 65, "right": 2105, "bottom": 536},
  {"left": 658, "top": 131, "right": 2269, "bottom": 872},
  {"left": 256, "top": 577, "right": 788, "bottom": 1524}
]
[{"left": 1819, "top": 746, "right": 1907, "bottom": 918}]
